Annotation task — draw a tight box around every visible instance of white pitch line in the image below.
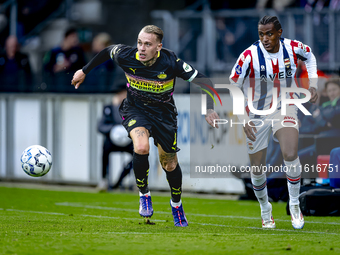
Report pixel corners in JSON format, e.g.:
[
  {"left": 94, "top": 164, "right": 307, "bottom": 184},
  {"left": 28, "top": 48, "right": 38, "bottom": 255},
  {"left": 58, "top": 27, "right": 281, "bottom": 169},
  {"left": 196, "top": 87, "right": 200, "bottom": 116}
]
[
  {"left": 194, "top": 222, "right": 339, "bottom": 235},
  {"left": 55, "top": 203, "right": 138, "bottom": 213},
  {"left": 105, "top": 232, "right": 288, "bottom": 236},
  {"left": 1, "top": 208, "right": 338, "bottom": 235},
  {"left": 55, "top": 202, "right": 340, "bottom": 225},
  {"left": 80, "top": 214, "right": 165, "bottom": 222},
  {"left": 0, "top": 208, "right": 165, "bottom": 223},
  {"left": 108, "top": 232, "right": 159, "bottom": 235},
  {"left": 5, "top": 208, "right": 67, "bottom": 216}
]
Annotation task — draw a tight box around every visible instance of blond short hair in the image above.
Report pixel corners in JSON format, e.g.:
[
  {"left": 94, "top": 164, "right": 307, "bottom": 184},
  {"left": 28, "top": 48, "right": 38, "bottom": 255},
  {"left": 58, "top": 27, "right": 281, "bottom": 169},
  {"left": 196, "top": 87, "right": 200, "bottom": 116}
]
[{"left": 141, "top": 25, "right": 163, "bottom": 43}]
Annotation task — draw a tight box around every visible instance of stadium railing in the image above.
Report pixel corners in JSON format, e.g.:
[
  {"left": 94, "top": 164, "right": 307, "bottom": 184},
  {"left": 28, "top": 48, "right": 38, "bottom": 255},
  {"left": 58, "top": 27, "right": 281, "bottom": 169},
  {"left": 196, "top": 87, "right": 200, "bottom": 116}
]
[{"left": 151, "top": 8, "right": 340, "bottom": 73}]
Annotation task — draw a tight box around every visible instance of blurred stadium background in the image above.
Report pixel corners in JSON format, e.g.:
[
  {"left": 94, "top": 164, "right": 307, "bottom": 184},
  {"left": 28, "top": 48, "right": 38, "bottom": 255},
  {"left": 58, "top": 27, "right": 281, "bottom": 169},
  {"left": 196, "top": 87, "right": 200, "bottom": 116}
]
[{"left": 0, "top": 0, "right": 339, "bottom": 194}]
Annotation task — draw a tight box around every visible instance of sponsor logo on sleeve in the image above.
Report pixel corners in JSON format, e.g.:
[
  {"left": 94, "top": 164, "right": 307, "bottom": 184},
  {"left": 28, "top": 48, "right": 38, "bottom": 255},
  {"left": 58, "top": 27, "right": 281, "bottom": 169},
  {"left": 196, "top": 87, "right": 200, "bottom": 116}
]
[
  {"left": 128, "top": 119, "right": 136, "bottom": 127},
  {"left": 183, "top": 62, "right": 192, "bottom": 72},
  {"left": 235, "top": 65, "right": 242, "bottom": 75}
]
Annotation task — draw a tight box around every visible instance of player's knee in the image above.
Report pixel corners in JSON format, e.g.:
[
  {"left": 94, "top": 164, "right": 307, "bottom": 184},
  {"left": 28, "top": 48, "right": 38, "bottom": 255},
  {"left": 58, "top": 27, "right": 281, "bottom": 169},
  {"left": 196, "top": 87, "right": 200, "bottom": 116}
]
[
  {"left": 283, "top": 152, "right": 298, "bottom": 162},
  {"left": 250, "top": 159, "right": 263, "bottom": 167},
  {"left": 134, "top": 143, "right": 149, "bottom": 155}
]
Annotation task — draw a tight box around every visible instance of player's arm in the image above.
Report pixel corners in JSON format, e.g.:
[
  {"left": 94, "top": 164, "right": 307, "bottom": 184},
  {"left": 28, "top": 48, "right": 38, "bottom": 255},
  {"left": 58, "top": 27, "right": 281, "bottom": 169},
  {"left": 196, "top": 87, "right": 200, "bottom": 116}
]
[
  {"left": 71, "top": 45, "right": 115, "bottom": 89},
  {"left": 295, "top": 41, "right": 318, "bottom": 103},
  {"left": 174, "top": 58, "right": 220, "bottom": 128},
  {"left": 229, "top": 50, "right": 257, "bottom": 141},
  {"left": 191, "top": 73, "right": 221, "bottom": 128}
]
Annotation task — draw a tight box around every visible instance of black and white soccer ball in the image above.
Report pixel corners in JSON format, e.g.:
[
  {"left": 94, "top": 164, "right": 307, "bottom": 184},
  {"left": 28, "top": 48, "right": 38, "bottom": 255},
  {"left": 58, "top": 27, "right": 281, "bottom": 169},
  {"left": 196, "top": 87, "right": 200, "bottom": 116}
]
[{"left": 21, "top": 145, "right": 52, "bottom": 177}]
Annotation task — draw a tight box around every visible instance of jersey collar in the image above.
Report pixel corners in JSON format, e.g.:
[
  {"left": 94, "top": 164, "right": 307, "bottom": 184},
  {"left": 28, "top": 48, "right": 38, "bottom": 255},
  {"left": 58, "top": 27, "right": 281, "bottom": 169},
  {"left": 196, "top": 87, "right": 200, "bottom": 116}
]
[
  {"left": 259, "top": 41, "right": 282, "bottom": 59},
  {"left": 135, "top": 51, "right": 160, "bottom": 60}
]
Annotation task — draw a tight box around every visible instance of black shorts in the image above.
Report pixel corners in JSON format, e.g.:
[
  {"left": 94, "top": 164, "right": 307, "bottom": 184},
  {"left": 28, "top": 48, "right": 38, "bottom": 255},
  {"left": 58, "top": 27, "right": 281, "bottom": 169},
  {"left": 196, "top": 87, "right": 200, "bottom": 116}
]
[{"left": 119, "top": 99, "right": 179, "bottom": 153}]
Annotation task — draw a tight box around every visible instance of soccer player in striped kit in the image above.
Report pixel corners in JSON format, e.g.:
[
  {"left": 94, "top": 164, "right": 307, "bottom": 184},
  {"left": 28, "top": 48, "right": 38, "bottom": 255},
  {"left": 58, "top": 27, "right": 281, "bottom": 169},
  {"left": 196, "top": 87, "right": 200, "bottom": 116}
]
[{"left": 230, "top": 16, "right": 318, "bottom": 229}]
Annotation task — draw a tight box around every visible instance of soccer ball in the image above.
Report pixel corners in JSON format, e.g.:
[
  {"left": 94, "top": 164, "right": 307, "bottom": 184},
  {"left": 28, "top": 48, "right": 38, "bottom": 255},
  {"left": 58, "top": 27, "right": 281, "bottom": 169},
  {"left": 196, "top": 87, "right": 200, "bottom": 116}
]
[
  {"left": 110, "top": 125, "right": 131, "bottom": 147},
  {"left": 21, "top": 145, "right": 52, "bottom": 177}
]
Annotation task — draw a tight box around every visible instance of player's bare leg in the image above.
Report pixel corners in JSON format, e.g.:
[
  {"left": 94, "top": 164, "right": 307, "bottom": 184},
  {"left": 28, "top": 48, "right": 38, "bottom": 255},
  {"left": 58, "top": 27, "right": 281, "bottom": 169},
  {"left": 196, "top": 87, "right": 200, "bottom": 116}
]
[
  {"left": 131, "top": 127, "right": 150, "bottom": 155},
  {"left": 276, "top": 127, "right": 304, "bottom": 229},
  {"left": 249, "top": 148, "right": 275, "bottom": 228},
  {"left": 158, "top": 145, "right": 188, "bottom": 227},
  {"left": 130, "top": 127, "right": 154, "bottom": 224}
]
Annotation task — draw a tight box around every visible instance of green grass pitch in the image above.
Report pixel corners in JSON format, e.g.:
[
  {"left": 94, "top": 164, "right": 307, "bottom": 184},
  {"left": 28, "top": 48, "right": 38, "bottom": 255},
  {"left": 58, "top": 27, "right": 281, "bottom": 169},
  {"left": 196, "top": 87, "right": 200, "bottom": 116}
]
[{"left": 0, "top": 185, "right": 339, "bottom": 255}]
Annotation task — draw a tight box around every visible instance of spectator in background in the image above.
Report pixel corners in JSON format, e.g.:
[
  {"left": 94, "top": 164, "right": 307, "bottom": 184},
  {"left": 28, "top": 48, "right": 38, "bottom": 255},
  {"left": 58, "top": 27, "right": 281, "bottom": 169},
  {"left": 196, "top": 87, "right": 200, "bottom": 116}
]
[
  {"left": 298, "top": 77, "right": 340, "bottom": 169},
  {"left": 43, "top": 27, "right": 86, "bottom": 91},
  {"left": 86, "top": 33, "right": 116, "bottom": 92},
  {"left": 0, "top": 35, "right": 32, "bottom": 92},
  {"left": 97, "top": 83, "right": 133, "bottom": 191},
  {"left": 299, "top": 77, "right": 340, "bottom": 135},
  {"left": 44, "top": 27, "right": 86, "bottom": 74},
  {"left": 216, "top": 18, "right": 235, "bottom": 61},
  {"left": 215, "top": 16, "right": 259, "bottom": 62},
  {"left": 92, "top": 33, "right": 112, "bottom": 56}
]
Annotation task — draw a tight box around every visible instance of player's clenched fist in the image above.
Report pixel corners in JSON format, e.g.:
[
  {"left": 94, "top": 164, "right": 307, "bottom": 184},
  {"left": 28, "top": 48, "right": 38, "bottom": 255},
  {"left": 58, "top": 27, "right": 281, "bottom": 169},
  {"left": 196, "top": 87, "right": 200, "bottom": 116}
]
[{"left": 71, "top": 69, "right": 86, "bottom": 89}]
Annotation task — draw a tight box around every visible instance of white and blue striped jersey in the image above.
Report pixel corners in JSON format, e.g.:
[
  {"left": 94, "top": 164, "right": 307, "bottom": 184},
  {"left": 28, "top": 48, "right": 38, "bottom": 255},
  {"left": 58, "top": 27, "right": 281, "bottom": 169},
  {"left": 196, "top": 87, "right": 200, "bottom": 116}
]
[{"left": 229, "top": 38, "right": 317, "bottom": 118}]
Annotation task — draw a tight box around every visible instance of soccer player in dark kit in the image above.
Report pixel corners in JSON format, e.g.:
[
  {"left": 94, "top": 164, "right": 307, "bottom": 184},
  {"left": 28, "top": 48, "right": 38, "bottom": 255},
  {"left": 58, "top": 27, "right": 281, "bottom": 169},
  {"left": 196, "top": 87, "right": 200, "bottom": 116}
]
[{"left": 71, "top": 25, "right": 219, "bottom": 227}]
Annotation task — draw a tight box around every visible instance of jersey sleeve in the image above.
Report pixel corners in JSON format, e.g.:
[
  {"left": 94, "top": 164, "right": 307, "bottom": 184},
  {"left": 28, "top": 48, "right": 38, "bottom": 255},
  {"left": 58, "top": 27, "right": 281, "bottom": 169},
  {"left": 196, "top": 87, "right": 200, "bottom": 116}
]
[
  {"left": 174, "top": 58, "right": 198, "bottom": 82},
  {"left": 82, "top": 46, "right": 112, "bottom": 74},
  {"left": 229, "top": 49, "right": 252, "bottom": 89},
  {"left": 109, "top": 44, "right": 126, "bottom": 65},
  {"left": 293, "top": 40, "right": 318, "bottom": 89}
]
